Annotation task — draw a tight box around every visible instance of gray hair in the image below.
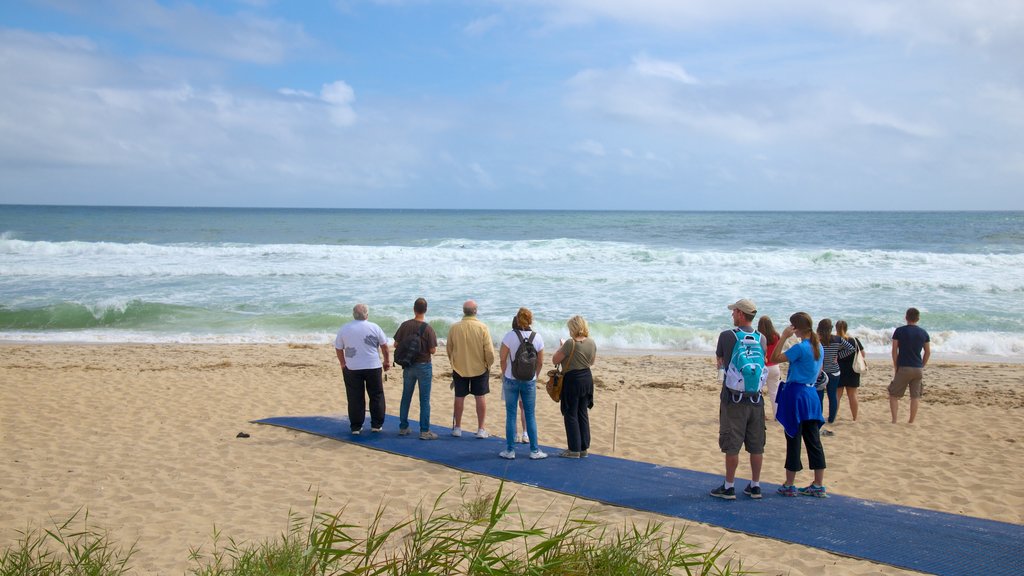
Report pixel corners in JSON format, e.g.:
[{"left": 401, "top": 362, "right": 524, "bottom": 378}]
[
  {"left": 352, "top": 303, "right": 369, "bottom": 320},
  {"left": 462, "top": 300, "right": 478, "bottom": 316}
]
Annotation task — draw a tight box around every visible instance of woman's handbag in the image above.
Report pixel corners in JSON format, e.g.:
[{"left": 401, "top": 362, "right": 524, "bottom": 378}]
[
  {"left": 852, "top": 338, "right": 868, "bottom": 374},
  {"left": 545, "top": 340, "right": 576, "bottom": 402}
]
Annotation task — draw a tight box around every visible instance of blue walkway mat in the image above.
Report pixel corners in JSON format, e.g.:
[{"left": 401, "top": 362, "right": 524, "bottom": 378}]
[{"left": 254, "top": 414, "right": 1023, "bottom": 576}]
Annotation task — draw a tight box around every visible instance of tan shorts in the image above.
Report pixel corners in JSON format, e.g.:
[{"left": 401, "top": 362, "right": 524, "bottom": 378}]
[
  {"left": 718, "top": 395, "right": 766, "bottom": 455},
  {"left": 888, "top": 367, "right": 924, "bottom": 398}
]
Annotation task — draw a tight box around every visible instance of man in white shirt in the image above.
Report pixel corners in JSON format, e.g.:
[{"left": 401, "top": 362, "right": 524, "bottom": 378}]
[{"left": 335, "top": 303, "right": 390, "bottom": 434}]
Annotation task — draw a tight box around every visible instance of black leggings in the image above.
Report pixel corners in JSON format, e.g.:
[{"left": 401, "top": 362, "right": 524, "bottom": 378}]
[{"left": 784, "top": 421, "right": 827, "bottom": 472}]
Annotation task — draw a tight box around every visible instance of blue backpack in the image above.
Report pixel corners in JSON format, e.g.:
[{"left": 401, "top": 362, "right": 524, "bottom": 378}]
[{"left": 725, "top": 329, "right": 767, "bottom": 395}]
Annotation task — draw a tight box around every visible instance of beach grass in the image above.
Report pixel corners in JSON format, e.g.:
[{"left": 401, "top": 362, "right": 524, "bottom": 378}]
[
  {"left": 3, "top": 482, "right": 746, "bottom": 576},
  {"left": 0, "top": 508, "right": 137, "bottom": 576}
]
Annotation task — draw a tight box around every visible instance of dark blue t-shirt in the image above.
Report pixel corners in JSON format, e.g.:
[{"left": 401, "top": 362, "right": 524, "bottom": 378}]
[{"left": 893, "top": 324, "right": 930, "bottom": 368}]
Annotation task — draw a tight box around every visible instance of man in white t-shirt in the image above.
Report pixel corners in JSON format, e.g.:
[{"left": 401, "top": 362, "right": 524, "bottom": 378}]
[{"left": 334, "top": 303, "right": 391, "bottom": 434}]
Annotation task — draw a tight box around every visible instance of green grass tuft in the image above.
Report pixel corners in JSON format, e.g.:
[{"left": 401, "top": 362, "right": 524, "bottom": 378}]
[
  {"left": 0, "top": 508, "right": 137, "bottom": 576},
  {"left": 2, "top": 483, "right": 748, "bottom": 576}
]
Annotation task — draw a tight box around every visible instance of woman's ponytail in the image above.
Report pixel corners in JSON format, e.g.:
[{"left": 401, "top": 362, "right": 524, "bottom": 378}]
[{"left": 790, "top": 311, "right": 822, "bottom": 360}]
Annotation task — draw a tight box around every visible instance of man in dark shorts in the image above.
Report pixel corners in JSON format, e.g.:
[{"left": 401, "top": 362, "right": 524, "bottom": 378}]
[
  {"left": 711, "top": 299, "right": 767, "bottom": 500},
  {"left": 889, "top": 307, "right": 931, "bottom": 424},
  {"left": 446, "top": 300, "right": 495, "bottom": 438}
]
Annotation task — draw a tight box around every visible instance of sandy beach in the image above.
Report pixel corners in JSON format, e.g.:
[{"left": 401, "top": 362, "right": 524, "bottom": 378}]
[{"left": 1, "top": 343, "right": 1021, "bottom": 575}]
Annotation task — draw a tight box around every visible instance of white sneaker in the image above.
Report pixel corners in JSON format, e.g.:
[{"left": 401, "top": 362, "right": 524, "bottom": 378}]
[
  {"left": 451, "top": 427, "right": 462, "bottom": 437},
  {"left": 529, "top": 450, "right": 548, "bottom": 460},
  {"left": 476, "top": 428, "right": 489, "bottom": 439},
  {"left": 517, "top": 433, "right": 529, "bottom": 444},
  {"left": 498, "top": 449, "right": 515, "bottom": 460}
]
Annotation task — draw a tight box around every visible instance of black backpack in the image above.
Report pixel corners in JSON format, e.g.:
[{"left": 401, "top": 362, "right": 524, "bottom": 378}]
[
  {"left": 511, "top": 329, "right": 538, "bottom": 380},
  {"left": 394, "top": 322, "right": 427, "bottom": 368}
]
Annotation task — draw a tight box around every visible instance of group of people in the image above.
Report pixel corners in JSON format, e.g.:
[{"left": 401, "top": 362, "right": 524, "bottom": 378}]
[
  {"left": 333, "top": 299, "right": 597, "bottom": 460},
  {"left": 711, "top": 299, "right": 931, "bottom": 500},
  {"left": 333, "top": 297, "right": 931, "bottom": 498}
]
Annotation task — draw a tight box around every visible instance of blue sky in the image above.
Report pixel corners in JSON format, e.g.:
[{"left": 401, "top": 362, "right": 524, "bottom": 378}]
[{"left": 1, "top": 1, "right": 1022, "bottom": 210}]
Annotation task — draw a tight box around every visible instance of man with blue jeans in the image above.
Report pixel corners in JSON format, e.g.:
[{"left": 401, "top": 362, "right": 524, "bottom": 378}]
[{"left": 393, "top": 298, "right": 439, "bottom": 440}]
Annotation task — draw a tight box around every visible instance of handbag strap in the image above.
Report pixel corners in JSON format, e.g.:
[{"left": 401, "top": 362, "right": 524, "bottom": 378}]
[{"left": 560, "top": 339, "right": 577, "bottom": 372}]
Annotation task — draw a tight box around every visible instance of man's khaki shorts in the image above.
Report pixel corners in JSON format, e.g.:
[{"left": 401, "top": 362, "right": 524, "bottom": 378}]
[
  {"left": 718, "top": 397, "right": 766, "bottom": 455},
  {"left": 888, "top": 367, "right": 924, "bottom": 398}
]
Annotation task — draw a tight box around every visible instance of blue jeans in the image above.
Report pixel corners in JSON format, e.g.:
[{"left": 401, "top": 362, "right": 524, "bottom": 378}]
[
  {"left": 825, "top": 372, "right": 840, "bottom": 423},
  {"left": 503, "top": 377, "right": 538, "bottom": 452},
  {"left": 399, "top": 363, "right": 432, "bottom": 432}
]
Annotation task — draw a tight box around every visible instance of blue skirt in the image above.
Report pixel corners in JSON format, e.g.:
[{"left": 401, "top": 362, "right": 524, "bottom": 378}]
[{"left": 775, "top": 381, "right": 824, "bottom": 438}]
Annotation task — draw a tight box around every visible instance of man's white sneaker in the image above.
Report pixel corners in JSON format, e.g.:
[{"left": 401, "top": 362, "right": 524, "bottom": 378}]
[
  {"left": 451, "top": 427, "right": 462, "bottom": 437},
  {"left": 475, "top": 429, "right": 489, "bottom": 439},
  {"left": 529, "top": 450, "right": 548, "bottom": 460},
  {"left": 498, "top": 449, "right": 515, "bottom": 459}
]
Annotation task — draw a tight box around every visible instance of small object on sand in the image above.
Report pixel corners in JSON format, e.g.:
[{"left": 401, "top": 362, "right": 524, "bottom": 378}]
[{"left": 236, "top": 432, "right": 250, "bottom": 438}]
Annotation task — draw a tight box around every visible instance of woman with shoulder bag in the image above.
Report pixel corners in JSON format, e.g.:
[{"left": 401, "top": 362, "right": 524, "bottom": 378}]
[
  {"left": 817, "top": 318, "right": 855, "bottom": 431},
  {"left": 835, "top": 320, "right": 865, "bottom": 421},
  {"left": 551, "top": 315, "right": 597, "bottom": 459}
]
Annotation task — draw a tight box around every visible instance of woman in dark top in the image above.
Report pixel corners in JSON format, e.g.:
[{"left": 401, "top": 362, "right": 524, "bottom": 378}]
[
  {"left": 551, "top": 315, "right": 597, "bottom": 459},
  {"left": 816, "top": 318, "right": 855, "bottom": 427},
  {"left": 835, "top": 320, "right": 865, "bottom": 421}
]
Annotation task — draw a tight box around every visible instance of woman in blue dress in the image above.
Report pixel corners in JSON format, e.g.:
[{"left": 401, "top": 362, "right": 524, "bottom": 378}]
[{"left": 771, "top": 311, "right": 828, "bottom": 498}]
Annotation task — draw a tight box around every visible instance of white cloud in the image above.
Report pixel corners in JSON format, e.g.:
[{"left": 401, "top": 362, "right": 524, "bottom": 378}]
[
  {"left": 978, "top": 85, "right": 1024, "bottom": 126},
  {"left": 278, "top": 87, "right": 315, "bottom": 98},
  {"left": 0, "top": 30, "right": 418, "bottom": 206},
  {"left": 470, "top": 163, "right": 495, "bottom": 188},
  {"left": 524, "top": 0, "right": 1024, "bottom": 51},
  {"left": 565, "top": 60, "right": 769, "bottom": 143},
  {"left": 320, "top": 81, "right": 357, "bottom": 126},
  {"left": 572, "top": 140, "right": 606, "bottom": 156},
  {"left": 37, "top": 0, "right": 312, "bottom": 64},
  {"left": 850, "top": 104, "right": 939, "bottom": 139},
  {"left": 465, "top": 15, "right": 502, "bottom": 36},
  {"left": 631, "top": 54, "right": 698, "bottom": 84}
]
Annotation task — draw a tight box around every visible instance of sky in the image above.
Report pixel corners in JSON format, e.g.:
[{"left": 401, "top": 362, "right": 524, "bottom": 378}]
[{"left": 1, "top": 1, "right": 1023, "bottom": 210}]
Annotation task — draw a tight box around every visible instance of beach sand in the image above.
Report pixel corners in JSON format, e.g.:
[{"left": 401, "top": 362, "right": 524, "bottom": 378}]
[{"left": 1, "top": 343, "right": 1022, "bottom": 575}]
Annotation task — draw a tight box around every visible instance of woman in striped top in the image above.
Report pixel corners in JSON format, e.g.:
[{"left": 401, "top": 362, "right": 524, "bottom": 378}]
[
  {"left": 816, "top": 318, "right": 856, "bottom": 427},
  {"left": 835, "top": 320, "right": 865, "bottom": 421}
]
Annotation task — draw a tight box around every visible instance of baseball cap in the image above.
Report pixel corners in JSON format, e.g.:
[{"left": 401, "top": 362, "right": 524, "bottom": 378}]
[{"left": 727, "top": 299, "right": 757, "bottom": 314}]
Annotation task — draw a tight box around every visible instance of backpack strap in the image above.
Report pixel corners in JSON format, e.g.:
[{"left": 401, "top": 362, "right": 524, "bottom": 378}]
[
  {"left": 729, "top": 391, "right": 763, "bottom": 404},
  {"left": 416, "top": 322, "right": 427, "bottom": 337},
  {"left": 514, "top": 328, "right": 526, "bottom": 345},
  {"left": 732, "top": 328, "right": 759, "bottom": 345}
]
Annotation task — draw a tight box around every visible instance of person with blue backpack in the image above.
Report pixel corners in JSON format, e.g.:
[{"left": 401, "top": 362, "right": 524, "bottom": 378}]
[{"left": 711, "top": 299, "right": 768, "bottom": 500}]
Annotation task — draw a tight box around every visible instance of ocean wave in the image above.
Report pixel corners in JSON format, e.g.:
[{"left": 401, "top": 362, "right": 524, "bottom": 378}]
[
  {"left": 3, "top": 237, "right": 1024, "bottom": 282},
  {"left": 1, "top": 303, "right": 1022, "bottom": 358}
]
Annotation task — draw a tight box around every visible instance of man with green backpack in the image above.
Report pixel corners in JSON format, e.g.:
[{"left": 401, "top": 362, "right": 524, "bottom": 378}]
[{"left": 711, "top": 298, "right": 768, "bottom": 500}]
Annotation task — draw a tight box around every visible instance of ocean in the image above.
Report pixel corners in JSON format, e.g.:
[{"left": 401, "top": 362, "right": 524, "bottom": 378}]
[{"left": 1, "top": 206, "right": 1022, "bottom": 359}]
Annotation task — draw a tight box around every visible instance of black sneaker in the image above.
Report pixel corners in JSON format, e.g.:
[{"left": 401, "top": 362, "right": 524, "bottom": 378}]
[
  {"left": 710, "top": 484, "right": 736, "bottom": 500},
  {"left": 743, "top": 484, "right": 762, "bottom": 499}
]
